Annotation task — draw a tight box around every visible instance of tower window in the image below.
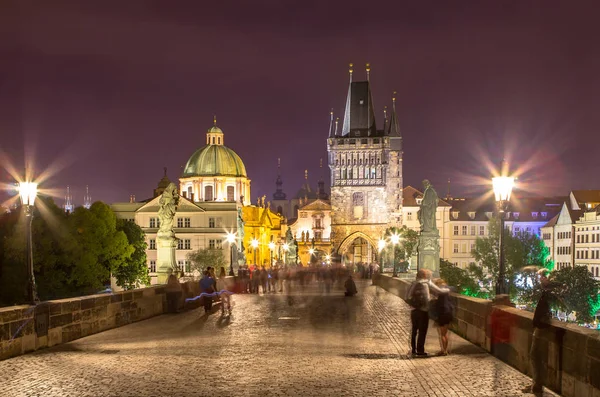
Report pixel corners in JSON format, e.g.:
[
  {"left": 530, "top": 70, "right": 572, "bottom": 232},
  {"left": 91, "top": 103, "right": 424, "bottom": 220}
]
[
  {"left": 227, "top": 186, "right": 235, "bottom": 201},
  {"left": 212, "top": 137, "right": 215, "bottom": 144},
  {"left": 218, "top": 137, "right": 221, "bottom": 144},
  {"left": 205, "top": 186, "right": 213, "bottom": 201}
]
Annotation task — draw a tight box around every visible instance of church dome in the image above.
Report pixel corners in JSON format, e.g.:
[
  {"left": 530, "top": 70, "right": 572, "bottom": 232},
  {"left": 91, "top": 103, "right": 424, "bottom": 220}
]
[{"left": 182, "top": 144, "right": 247, "bottom": 178}]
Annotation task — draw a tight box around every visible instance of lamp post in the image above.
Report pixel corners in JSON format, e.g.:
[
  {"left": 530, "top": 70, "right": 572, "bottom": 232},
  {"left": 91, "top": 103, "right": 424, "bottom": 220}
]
[
  {"left": 268, "top": 241, "right": 275, "bottom": 267},
  {"left": 251, "top": 238, "right": 259, "bottom": 265},
  {"left": 309, "top": 248, "right": 315, "bottom": 264},
  {"left": 492, "top": 173, "right": 515, "bottom": 296},
  {"left": 391, "top": 233, "right": 400, "bottom": 277},
  {"left": 18, "top": 182, "right": 39, "bottom": 304},
  {"left": 325, "top": 254, "right": 331, "bottom": 266},
  {"left": 283, "top": 243, "right": 289, "bottom": 265},
  {"left": 378, "top": 238, "right": 386, "bottom": 273},
  {"left": 226, "top": 232, "right": 236, "bottom": 276}
]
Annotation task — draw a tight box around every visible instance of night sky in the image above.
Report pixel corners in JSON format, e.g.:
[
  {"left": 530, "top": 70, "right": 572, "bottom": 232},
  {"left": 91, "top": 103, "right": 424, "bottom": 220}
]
[{"left": 2, "top": 1, "right": 599, "bottom": 206}]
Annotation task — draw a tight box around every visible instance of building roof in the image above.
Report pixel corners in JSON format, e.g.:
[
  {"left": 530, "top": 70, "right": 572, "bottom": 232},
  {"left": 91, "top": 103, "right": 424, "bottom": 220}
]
[
  {"left": 541, "top": 213, "right": 559, "bottom": 228},
  {"left": 403, "top": 185, "right": 451, "bottom": 207},
  {"left": 341, "top": 81, "right": 377, "bottom": 137},
  {"left": 444, "top": 196, "right": 562, "bottom": 223},
  {"left": 182, "top": 144, "right": 247, "bottom": 178},
  {"left": 299, "top": 198, "right": 331, "bottom": 212}
]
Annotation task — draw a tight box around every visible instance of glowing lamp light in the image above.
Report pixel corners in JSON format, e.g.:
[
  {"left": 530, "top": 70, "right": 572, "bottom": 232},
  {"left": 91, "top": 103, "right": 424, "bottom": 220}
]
[
  {"left": 18, "top": 182, "right": 38, "bottom": 206},
  {"left": 390, "top": 233, "right": 400, "bottom": 245},
  {"left": 226, "top": 232, "right": 236, "bottom": 244},
  {"left": 283, "top": 243, "right": 289, "bottom": 251},
  {"left": 309, "top": 248, "right": 315, "bottom": 255},
  {"left": 492, "top": 176, "right": 515, "bottom": 203},
  {"left": 378, "top": 239, "right": 386, "bottom": 252},
  {"left": 268, "top": 241, "right": 276, "bottom": 250},
  {"left": 325, "top": 254, "right": 331, "bottom": 261},
  {"left": 251, "top": 238, "right": 259, "bottom": 249}
]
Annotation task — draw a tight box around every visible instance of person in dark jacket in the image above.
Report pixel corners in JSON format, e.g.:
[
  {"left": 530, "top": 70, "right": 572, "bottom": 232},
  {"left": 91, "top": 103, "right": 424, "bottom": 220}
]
[
  {"left": 528, "top": 268, "right": 558, "bottom": 396},
  {"left": 344, "top": 274, "right": 357, "bottom": 296},
  {"left": 431, "top": 279, "right": 453, "bottom": 355}
]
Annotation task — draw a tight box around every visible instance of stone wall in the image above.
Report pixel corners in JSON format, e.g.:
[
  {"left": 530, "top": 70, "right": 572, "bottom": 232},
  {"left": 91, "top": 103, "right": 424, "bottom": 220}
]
[
  {"left": 373, "top": 274, "right": 600, "bottom": 397},
  {"left": 0, "top": 280, "right": 205, "bottom": 361}
]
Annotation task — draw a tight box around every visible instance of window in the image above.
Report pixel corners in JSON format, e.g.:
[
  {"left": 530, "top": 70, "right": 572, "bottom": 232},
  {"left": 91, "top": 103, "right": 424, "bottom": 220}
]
[
  {"left": 184, "top": 239, "right": 191, "bottom": 250},
  {"left": 149, "top": 218, "right": 157, "bottom": 228},
  {"left": 315, "top": 218, "right": 322, "bottom": 228},
  {"left": 470, "top": 243, "right": 475, "bottom": 253},
  {"left": 461, "top": 243, "right": 467, "bottom": 253},
  {"left": 577, "top": 235, "right": 581, "bottom": 243},
  {"left": 204, "top": 185, "right": 213, "bottom": 201},
  {"left": 177, "top": 260, "right": 184, "bottom": 272},
  {"left": 406, "top": 212, "right": 412, "bottom": 221},
  {"left": 149, "top": 260, "right": 156, "bottom": 273},
  {"left": 209, "top": 239, "right": 216, "bottom": 249},
  {"left": 177, "top": 218, "right": 183, "bottom": 228},
  {"left": 513, "top": 212, "right": 520, "bottom": 219},
  {"left": 184, "top": 218, "right": 191, "bottom": 228},
  {"left": 453, "top": 243, "right": 459, "bottom": 253},
  {"left": 149, "top": 239, "right": 156, "bottom": 250},
  {"left": 586, "top": 234, "right": 589, "bottom": 243},
  {"left": 451, "top": 211, "right": 459, "bottom": 219},
  {"left": 453, "top": 226, "right": 459, "bottom": 236},
  {"left": 532, "top": 212, "right": 538, "bottom": 219},
  {"left": 468, "top": 212, "right": 475, "bottom": 219},
  {"left": 470, "top": 226, "right": 476, "bottom": 235},
  {"left": 479, "top": 226, "right": 485, "bottom": 236},
  {"left": 177, "top": 240, "right": 183, "bottom": 250},
  {"left": 216, "top": 240, "right": 222, "bottom": 249},
  {"left": 461, "top": 225, "right": 467, "bottom": 235},
  {"left": 227, "top": 186, "right": 235, "bottom": 201},
  {"left": 209, "top": 217, "right": 215, "bottom": 228}
]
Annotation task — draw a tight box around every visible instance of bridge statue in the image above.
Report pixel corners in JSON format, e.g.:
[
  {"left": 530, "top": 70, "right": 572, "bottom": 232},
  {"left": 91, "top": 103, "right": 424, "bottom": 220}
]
[
  {"left": 156, "top": 183, "right": 180, "bottom": 283},
  {"left": 237, "top": 208, "right": 246, "bottom": 268},
  {"left": 417, "top": 179, "right": 440, "bottom": 277}
]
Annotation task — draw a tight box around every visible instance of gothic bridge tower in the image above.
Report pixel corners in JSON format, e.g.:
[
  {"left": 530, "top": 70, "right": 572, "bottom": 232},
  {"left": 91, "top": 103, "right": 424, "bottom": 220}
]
[{"left": 327, "top": 63, "right": 403, "bottom": 265}]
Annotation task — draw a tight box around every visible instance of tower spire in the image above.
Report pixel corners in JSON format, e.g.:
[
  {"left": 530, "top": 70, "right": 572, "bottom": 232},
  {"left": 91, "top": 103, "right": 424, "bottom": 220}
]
[
  {"left": 213, "top": 114, "right": 217, "bottom": 126},
  {"left": 328, "top": 109, "right": 335, "bottom": 138},
  {"left": 335, "top": 117, "right": 339, "bottom": 135},
  {"left": 64, "top": 186, "right": 74, "bottom": 213},
  {"left": 366, "top": 63, "right": 370, "bottom": 81},
  {"left": 273, "top": 158, "right": 286, "bottom": 200},
  {"left": 387, "top": 91, "right": 401, "bottom": 137},
  {"left": 83, "top": 185, "right": 92, "bottom": 209},
  {"left": 349, "top": 62, "right": 353, "bottom": 83}
]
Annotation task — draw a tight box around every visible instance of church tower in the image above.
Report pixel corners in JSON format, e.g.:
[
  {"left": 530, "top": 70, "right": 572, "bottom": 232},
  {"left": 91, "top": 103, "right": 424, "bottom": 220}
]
[{"left": 327, "top": 63, "right": 403, "bottom": 265}]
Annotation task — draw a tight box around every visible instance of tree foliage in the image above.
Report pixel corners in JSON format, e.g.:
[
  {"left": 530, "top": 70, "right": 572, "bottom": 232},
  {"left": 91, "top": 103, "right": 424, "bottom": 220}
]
[
  {"left": 439, "top": 259, "right": 481, "bottom": 296},
  {"left": 471, "top": 217, "right": 553, "bottom": 299},
  {"left": 0, "top": 198, "right": 145, "bottom": 306},
  {"left": 187, "top": 248, "right": 226, "bottom": 275},
  {"left": 551, "top": 266, "right": 600, "bottom": 323},
  {"left": 382, "top": 226, "right": 419, "bottom": 272},
  {"left": 113, "top": 219, "right": 150, "bottom": 290}
]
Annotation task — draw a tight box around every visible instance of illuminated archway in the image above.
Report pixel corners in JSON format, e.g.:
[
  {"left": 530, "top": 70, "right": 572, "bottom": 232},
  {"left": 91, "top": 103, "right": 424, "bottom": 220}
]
[{"left": 337, "top": 232, "right": 378, "bottom": 266}]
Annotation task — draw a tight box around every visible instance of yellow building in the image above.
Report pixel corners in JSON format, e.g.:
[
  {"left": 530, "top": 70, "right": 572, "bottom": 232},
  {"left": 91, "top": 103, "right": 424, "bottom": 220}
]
[{"left": 242, "top": 203, "right": 285, "bottom": 267}]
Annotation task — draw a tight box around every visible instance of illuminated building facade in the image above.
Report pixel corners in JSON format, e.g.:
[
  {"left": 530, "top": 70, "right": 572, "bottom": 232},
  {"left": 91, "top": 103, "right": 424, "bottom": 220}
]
[
  {"left": 242, "top": 203, "right": 284, "bottom": 267},
  {"left": 327, "top": 64, "right": 403, "bottom": 265}
]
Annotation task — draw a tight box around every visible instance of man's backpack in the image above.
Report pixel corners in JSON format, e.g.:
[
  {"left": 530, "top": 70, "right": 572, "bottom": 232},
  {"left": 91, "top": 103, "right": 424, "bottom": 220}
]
[{"left": 408, "top": 281, "right": 428, "bottom": 309}]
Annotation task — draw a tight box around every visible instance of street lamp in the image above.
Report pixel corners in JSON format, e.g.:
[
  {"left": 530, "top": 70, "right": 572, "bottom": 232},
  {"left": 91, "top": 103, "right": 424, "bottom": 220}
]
[
  {"left": 268, "top": 241, "right": 276, "bottom": 267},
  {"left": 492, "top": 173, "right": 515, "bottom": 296},
  {"left": 251, "top": 238, "right": 259, "bottom": 265},
  {"left": 18, "top": 182, "right": 39, "bottom": 304},
  {"left": 378, "top": 238, "right": 386, "bottom": 272},
  {"left": 391, "top": 233, "right": 400, "bottom": 277},
  {"left": 325, "top": 254, "right": 331, "bottom": 266},
  {"left": 226, "top": 232, "right": 236, "bottom": 276},
  {"left": 283, "top": 243, "right": 289, "bottom": 265}
]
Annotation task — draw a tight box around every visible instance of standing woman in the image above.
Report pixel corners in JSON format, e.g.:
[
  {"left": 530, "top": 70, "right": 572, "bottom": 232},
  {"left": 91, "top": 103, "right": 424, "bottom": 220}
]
[{"left": 433, "top": 279, "right": 453, "bottom": 355}]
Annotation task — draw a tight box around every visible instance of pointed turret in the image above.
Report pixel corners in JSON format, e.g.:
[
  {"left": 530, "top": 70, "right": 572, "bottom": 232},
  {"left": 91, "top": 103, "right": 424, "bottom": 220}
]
[
  {"left": 340, "top": 63, "right": 377, "bottom": 137},
  {"left": 317, "top": 158, "right": 329, "bottom": 200},
  {"left": 328, "top": 109, "right": 335, "bottom": 138},
  {"left": 83, "top": 185, "right": 92, "bottom": 209},
  {"left": 387, "top": 91, "right": 401, "bottom": 137},
  {"left": 64, "top": 186, "right": 74, "bottom": 213},
  {"left": 273, "top": 158, "right": 287, "bottom": 200}
]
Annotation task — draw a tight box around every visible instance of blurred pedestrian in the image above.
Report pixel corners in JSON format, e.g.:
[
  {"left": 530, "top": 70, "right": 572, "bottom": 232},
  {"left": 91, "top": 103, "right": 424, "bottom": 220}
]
[
  {"left": 344, "top": 273, "right": 357, "bottom": 297},
  {"left": 432, "top": 279, "right": 453, "bottom": 355},
  {"left": 199, "top": 270, "right": 215, "bottom": 314}
]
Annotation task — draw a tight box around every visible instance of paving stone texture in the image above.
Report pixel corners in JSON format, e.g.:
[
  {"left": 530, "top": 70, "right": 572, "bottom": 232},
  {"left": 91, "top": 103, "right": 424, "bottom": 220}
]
[{"left": 0, "top": 280, "right": 560, "bottom": 397}]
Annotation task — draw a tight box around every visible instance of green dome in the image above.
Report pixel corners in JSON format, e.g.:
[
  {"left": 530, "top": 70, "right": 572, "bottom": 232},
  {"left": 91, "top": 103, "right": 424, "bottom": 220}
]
[{"left": 182, "top": 145, "right": 247, "bottom": 178}]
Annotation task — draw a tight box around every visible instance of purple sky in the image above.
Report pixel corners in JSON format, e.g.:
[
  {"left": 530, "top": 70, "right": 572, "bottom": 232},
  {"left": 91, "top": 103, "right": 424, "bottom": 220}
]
[{"left": 2, "top": 1, "right": 599, "bottom": 206}]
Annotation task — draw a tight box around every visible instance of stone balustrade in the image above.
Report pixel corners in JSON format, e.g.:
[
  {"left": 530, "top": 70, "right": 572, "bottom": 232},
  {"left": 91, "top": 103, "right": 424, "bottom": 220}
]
[
  {"left": 0, "top": 279, "right": 207, "bottom": 361},
  {"left": 373, "top": 274, "right": 600, "bottom": 397}
]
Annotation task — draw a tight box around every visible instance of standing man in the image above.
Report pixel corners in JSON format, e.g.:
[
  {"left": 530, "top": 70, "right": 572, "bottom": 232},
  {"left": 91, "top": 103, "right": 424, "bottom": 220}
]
[
  {"left": 528, "top": 268, "right": 558, "bottom": 396},
  {"left": 406, "top": 269, "right": 449, "bottom": 356}
]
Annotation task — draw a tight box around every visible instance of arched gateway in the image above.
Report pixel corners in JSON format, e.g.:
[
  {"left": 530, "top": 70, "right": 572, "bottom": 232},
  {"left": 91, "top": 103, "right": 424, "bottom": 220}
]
[{"left": 336, "top": 232, "right": 378, "bottom": 267}]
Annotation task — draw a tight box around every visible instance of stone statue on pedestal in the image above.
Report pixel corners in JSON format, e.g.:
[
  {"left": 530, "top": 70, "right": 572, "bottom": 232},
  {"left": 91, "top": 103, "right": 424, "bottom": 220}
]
[
  {"left": 156, "top": 183, "right": 180, "bottom": 284},
  {"left": 417, "top": 180, "right": 441, "bottom": 277},
  {"left": 285, "top": 228, "right": 297, "bottom": 265},
  {"left": 237, "top": 208, "right": 246, "bottom": 268}
]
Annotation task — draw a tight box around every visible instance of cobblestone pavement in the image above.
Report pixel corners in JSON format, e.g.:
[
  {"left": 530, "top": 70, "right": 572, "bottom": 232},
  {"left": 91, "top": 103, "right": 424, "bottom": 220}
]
[{"left": 0, "top": 280, "right": 560, "bottom": 397}]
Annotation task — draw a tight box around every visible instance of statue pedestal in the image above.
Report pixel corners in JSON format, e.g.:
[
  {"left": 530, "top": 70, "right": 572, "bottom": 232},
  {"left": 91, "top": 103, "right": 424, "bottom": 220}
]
[
  {"left": 156, "top": 233, "right": 178, "bottom": 284},
  {"left": 417, "top": 231, "right": 440, "bottom": 278}
]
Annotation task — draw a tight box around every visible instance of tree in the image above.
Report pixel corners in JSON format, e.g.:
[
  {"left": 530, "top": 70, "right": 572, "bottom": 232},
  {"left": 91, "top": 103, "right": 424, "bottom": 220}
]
[
  {"left": 551, "top": 266, "right": 600, "bottom": 323},
  {"left": 114, "top": 219, "right": 150, "bottom": 289},
  {"left": 187, "top": 248, "right": 227, "bottom": 275},
  {"left": 383, "top": 226, "right": 419, "bottom": 272},
  {"left": 471, "top": 217, "right": 553, "bottom": 299},
  {"left": 439, "top": 259, "right": 481, "bottom": 296}
]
